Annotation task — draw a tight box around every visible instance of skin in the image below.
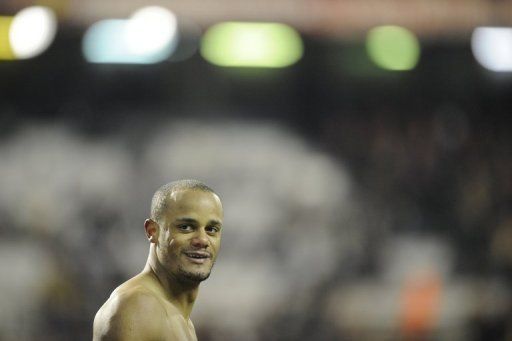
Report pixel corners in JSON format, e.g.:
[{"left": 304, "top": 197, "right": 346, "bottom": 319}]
[{"left": 93, "top": 189, "right": 223, "bottom": 341}]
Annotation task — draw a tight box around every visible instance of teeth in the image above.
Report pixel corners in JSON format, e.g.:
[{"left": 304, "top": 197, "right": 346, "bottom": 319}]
[{"left": 187, "top": 254, "right": 206, "bottom": 258}]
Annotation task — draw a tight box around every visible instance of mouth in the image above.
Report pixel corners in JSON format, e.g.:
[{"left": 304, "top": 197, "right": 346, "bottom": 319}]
[{"left": 183, "top": 251, "right": 211, "bottom": 264}]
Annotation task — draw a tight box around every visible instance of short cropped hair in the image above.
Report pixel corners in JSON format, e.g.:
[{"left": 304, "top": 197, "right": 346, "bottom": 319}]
[{"left": 150, "top": 180, "right": 216, "bottom": 223}]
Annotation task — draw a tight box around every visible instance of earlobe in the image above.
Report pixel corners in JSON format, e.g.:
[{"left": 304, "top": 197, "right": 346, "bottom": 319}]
[{"left": 144, "top": 219, "right": 159, "bottom": 243}]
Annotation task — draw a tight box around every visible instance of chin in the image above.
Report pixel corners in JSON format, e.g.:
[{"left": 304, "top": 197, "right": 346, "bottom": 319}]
[
  {"left": 183, "top": 273, "right": 210, "bottom": 283},
  {"left": 178, "top": 267, "right": 211, "bottom": 283}
]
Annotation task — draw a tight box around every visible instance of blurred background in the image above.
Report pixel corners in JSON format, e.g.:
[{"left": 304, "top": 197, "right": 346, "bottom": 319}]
[{"left": 0, "top": 0, "right": 512, "bottom": 340}]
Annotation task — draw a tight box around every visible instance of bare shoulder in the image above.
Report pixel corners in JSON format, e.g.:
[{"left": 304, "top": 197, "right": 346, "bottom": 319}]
[{"left": 93, "top": 279, "right": 166, "bottom": 341}]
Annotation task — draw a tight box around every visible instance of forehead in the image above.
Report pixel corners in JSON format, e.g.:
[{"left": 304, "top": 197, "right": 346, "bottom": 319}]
[{"left": 164, "top": 189, "right": 223, "bottom": 221}]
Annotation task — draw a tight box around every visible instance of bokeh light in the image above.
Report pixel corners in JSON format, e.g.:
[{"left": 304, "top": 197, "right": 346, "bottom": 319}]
[
  {"left": 472, "top": 27, "right": 512, "bottom": 72},
  {"left": 366, "top": 25, "right": 420, "bottom": 71},
  {"left": 124, "top": 6, "right": 178, "bottom": 56},
  {"left": 83, "top": 6, "right": 178, "bottom": 64},
  {"left": 200, "top": 22, "right": 304, "bottom": 68},
  {"left": 9, "top": 6, "right": 57, "bottom": 59},
  {"left": 83, "top": 20, "right": 133, "bottom": 64}
]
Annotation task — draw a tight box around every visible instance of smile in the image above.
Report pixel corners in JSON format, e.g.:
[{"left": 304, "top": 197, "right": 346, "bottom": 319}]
[{"left": 183, "top": 251, "right": 211, "bottom": 264}]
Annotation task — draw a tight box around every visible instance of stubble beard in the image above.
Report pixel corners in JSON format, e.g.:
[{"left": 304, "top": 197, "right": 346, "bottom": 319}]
[
  {"left": 177, "top": 261, "right": 215, "bottom": 283},
  {"left": 161, "top": 245, "right": 216, "bottom": 284}
]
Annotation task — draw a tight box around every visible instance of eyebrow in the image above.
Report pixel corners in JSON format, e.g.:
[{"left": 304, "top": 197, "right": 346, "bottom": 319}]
[{"left": 175, "top": 217, "right": 223, "bottom": 227}]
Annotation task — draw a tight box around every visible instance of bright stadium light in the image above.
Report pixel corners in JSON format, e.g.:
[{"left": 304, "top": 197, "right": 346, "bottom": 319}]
[
  {"left": 83, "top": 6, "right": 178, "bottom": 64},
  {"left": 366, "top": 25, "right": 420, "bottom": 71},
  {"left": 124, "top": 6, "right": 178, "bottom": 56},
  {"left": 472, "top": 27, "right": 512, "bottom": 72},
  {"left": 83, "top": 20, "right": 132, "bottom": 64},
  {"left": 200, "top": 22, "right": 304, "bottom": 68},
  {"left": 9, "top": 6, "right": 57, "bottom": 59}
]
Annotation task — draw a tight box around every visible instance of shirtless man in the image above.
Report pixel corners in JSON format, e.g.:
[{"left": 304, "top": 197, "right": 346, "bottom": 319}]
[{"left": 93, "top": 180, "right": 223, "bottom": 340}]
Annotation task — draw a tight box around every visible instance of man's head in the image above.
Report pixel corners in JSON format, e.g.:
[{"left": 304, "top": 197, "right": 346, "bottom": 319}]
[{"left": 145, "top": 180, "right": 223, "bottom": 284}]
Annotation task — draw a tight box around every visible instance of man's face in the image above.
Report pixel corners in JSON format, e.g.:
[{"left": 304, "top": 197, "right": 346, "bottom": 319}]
[{"left": 156, "top": 189, "right": 223, "bottom": 283}]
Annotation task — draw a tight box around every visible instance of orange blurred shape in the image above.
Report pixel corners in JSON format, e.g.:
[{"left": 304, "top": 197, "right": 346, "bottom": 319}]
[{"left": 400, "top": 271, "right": 442, "bottom": 339}]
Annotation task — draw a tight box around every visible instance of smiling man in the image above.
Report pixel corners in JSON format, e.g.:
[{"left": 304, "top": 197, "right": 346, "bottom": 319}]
[{"left": 93, "top": 180, "right": 223, "bottom": 341}]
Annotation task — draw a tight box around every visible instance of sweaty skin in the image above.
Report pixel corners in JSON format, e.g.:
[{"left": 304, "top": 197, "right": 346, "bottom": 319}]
[{"left": 93, "top": 189, "right": 223, "bottom": 341}]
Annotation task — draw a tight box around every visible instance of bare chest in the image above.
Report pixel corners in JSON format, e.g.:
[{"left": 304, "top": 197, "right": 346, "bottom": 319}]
[{"left": 162, "top": 313, "right": 198, "bottom": 341}]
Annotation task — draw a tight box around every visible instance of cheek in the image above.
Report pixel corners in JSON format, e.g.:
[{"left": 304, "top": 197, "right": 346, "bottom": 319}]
[
  {"left": 211, "top": 237, "right": 221, "bottom": 251},
  {"left": 157, "top": 233, "right": 177, "bottom": 255},
  {"left": 159, "top": 239, "right": 179, "bottom": 263},
  {"left": 159, "top": 229, "right": 175, "bottom": 245}
]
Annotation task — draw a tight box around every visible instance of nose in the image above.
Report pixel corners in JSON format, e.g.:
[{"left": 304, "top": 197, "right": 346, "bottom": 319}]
[{"left": 191, "top": 229, "right": 209, "bottom": 249}]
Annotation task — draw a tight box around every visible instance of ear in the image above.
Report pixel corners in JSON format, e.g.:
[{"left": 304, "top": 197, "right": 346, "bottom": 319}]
[{"left": 144, "top": 219, "right": 159, "bottom": 243}]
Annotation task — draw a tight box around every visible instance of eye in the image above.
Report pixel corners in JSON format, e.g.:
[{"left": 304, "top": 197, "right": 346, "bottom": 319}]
[
  {"left": 206, "top": 226, "right": 220, "bottom": 234},
  {"left": 177, "top": 224, "right": 193, "bottom": 232}
]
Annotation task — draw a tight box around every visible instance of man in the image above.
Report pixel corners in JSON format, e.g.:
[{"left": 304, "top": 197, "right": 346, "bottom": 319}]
[{"left": 93, "top": 180, "right": 223, "bottom": 340}]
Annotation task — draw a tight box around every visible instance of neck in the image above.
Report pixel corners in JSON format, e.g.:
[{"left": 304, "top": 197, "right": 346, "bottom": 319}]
[{"left": 143, "top": 247, "right": 199, "bottom": 319}]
